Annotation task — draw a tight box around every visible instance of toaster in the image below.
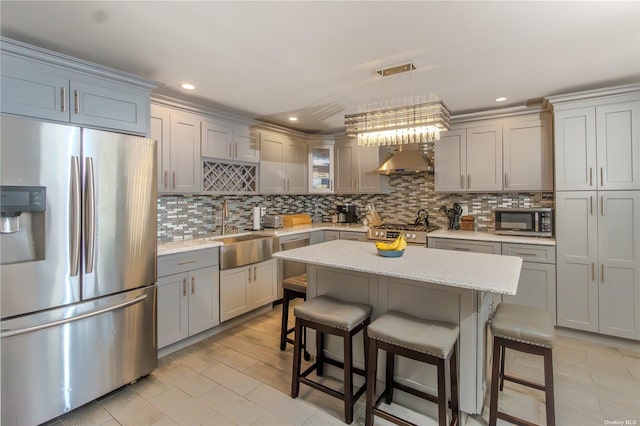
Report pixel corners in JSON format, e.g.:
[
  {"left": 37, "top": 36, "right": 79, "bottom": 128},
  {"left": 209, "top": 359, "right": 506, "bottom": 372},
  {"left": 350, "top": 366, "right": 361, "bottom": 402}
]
[{"left": 262, "top": 214, "right": 283, "bottom": 228}]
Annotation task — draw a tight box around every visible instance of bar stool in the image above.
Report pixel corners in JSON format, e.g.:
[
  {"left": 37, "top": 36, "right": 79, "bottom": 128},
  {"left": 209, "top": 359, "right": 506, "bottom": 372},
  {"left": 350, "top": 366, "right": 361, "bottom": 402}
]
[
  {"left": 291, "top": 295, "right": 372, "bottom": 424},
  {"left": 489, "top": 303, "right": 555, "bottom": 426},
  {"left": 365, "top": 311, "right": 460, "bottom": 426},
  {"left": 280, "top": 273, "right": 308, "bottom": 358}
]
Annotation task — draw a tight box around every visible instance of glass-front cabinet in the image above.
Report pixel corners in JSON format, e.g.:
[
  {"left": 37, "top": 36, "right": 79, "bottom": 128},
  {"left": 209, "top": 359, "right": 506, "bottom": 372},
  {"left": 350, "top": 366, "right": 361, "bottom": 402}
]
[{"left": 308, "top": 143, "right": 334, "bottom": 193}]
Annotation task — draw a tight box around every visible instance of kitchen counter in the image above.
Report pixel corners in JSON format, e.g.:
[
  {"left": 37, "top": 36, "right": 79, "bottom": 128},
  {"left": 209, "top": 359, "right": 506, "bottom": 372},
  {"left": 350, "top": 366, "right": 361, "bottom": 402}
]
[
  {"left": 157, "top": 235, "right": 235, "bottom": 256},
  {"left": 254, "top": 222, "right": 368, "bottom": 237},
  {"left": 273, "top": 239, "right": 522, "bottom": 295},
  {"left": 428, "top": 229, "right": 556, "bottom": 246}
]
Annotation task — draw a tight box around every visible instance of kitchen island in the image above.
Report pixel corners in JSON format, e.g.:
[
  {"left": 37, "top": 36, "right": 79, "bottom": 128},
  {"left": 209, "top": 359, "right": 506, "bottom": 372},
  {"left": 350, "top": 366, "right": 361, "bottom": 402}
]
[{"left": 273, "top": 240, "right": 522, "bottom": 420}]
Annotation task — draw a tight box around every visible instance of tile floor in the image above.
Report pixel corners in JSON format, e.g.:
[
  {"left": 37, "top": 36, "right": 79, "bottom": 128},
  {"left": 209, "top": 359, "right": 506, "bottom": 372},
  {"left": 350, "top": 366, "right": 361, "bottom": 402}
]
[{"left": 47, "top": 303, "right": 640, "bottom": 426}]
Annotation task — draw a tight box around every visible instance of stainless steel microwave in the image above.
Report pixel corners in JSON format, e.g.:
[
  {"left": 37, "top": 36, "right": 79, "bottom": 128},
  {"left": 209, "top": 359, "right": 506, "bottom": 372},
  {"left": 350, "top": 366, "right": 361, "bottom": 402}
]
[{"left": 494, "top": 208, "right": 553, "bottom": 237}]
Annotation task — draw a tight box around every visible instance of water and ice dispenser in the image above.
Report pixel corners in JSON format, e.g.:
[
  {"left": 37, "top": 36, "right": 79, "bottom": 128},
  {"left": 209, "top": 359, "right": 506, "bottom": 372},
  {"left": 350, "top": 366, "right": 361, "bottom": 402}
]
[{"left": 0, "top": 186, "right": 46, "bottom": 264}]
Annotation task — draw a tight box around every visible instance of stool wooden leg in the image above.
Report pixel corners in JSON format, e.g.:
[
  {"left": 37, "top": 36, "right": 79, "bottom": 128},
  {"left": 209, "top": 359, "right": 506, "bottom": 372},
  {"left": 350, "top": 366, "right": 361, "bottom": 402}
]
[
  {"left": 316, "top": 330, "right": 324, "bottom": 377},
  {"left": 544, "top": 347, "right": 556, "bottom": 426},
  {"left": 365, "top": 338, "right": 378, "bottom": 426},
  {"left": 384, "top": 351, "right": 395, "bottom": 404},
  {"left": 499, "top": 345, "right": 506, "bottom": 391},
  {"left": 280, "top": 289, "right": 290, "bottom": 351},
  {"left": 449, "top": 342, "right": 459, "bottom": 426},
  {"left": 489, "top": 337, "right": 502, "bottom": 426},
  {"left": 344, "top": 330, "right": 354, "bottom": 424},
  {"left": 291, "top": 317, "right": 303, "bottom": 398},
  {"left": 437, "top": 357, "right": 447, "bottom": 426}
]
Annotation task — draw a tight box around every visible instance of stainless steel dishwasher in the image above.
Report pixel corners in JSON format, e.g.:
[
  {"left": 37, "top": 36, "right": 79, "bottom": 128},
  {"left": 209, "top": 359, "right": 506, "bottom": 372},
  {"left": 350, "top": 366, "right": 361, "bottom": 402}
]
[{"left": 277, "top": 233, "right": 311, "bottom": 299}]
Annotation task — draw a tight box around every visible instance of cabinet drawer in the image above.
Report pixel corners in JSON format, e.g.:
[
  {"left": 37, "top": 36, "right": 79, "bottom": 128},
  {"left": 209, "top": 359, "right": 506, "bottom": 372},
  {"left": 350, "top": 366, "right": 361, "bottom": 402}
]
[
  {"left": 429, "top": 238, "right": 502, "bottom": 254},
  {"left": 340, "top": 231, "right": 367, "bottom": 241},
  {"left": 502, "top": 243, "right": 555, "bottom": 264},
  {"left": 158, "top": 248, "right": 219, "bottom": 277}
]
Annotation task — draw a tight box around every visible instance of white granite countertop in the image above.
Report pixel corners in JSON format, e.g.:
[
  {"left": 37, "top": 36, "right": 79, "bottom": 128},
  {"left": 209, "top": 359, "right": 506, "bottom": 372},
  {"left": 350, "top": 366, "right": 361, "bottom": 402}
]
[
  {"left": 254, "top": 223, "right": 368, "bottom": 237},
  {"left": 273, "top": 240, "right": 522, "bottom": 295},
  {"left": 157, "top": 234, "right": 249, "bottom": 256},
  {"left": 428, "top": 229, "right": 556, "bottom": 246}
]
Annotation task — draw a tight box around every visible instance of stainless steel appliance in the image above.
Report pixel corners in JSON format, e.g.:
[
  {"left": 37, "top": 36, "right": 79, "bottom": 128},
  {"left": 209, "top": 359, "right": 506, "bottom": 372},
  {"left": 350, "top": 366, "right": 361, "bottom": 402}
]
[
  {"left": 0, "top": 116, "right": 158, "bottom": 426},
  {"left": 263, "top": 214, "right": 283, "bottom": 228},
  {"left": 368, "top": 223, "right": 440, "bottom": 246},
  {"left": 494, "top": 208, "right": 553, "bottom": 237},
  {"left": 336, "top": 203, "right": 358, "bottom": 223},
  {"left": 277, "top": 233, "right": 310, "bottom": 299}
]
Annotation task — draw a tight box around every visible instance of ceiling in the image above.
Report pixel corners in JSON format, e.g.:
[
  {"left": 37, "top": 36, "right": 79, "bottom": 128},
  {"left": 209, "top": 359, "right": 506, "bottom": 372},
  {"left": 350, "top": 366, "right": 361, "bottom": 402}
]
[{"left": 1, "top": 1, "right": 639, "bottom": 134}]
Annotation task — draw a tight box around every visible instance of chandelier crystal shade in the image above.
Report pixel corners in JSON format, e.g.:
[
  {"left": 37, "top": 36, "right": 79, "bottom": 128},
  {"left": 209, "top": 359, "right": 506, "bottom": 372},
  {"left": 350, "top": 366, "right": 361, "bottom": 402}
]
[{"left": 345, "top": 94, "right": 451, "bottom": 147}]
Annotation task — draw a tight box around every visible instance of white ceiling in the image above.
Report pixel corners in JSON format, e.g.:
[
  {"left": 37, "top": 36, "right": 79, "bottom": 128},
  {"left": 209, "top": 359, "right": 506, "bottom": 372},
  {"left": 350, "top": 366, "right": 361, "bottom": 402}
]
[{"left": 1, "top": 1, "right": 639, "bottom": 134}]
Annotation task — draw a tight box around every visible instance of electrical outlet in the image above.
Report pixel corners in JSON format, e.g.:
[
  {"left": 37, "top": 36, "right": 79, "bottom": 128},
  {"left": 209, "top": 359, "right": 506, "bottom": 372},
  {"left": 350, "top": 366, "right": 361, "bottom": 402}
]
[
  {"left": 260, "top": 207, "right": 266, "bottom": 216},
  {"left": 461, "top": 205, "right": 469, "bottom": 216}
]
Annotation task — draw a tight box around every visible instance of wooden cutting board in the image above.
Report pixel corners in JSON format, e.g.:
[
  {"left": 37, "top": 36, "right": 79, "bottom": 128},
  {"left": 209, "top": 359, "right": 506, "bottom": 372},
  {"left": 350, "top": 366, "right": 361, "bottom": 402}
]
[{"left": 283, "top": 213, "right": 312, "bottom": 227}]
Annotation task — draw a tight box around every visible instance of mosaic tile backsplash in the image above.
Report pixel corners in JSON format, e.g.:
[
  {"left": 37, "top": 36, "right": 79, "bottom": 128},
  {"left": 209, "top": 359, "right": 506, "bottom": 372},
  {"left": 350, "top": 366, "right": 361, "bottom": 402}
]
[{"left": 158, "top": 174, "right": 553, "bottom": 242}]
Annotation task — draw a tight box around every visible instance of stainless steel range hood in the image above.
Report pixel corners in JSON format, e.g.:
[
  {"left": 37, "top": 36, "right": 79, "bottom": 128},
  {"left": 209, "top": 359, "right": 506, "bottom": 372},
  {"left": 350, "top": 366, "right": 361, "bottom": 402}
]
[{"left": 374, "top": 144, "right": 434, "bottom": 175}]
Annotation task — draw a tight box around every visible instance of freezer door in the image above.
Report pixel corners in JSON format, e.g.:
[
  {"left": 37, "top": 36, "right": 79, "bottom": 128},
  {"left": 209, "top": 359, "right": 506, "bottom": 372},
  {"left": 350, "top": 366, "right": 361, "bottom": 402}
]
[
  {"left": 82, "top": 128, "right": 157, "bottom": 299},
  {"left": 1, "top": 285, "right": 157, "bottom": 426},
  {"left": 1, "top": 116, "right": 81, "bottom": 318}
]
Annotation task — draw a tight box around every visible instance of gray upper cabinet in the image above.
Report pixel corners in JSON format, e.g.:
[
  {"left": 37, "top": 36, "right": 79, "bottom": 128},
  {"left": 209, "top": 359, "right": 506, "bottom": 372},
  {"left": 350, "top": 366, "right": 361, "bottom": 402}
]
[
  {"left": 554, "top": 98, "right": 640, "bottom": 191},
  {"left": 201, "top": 120, "right": 259, "bottom": 164},
  {"left": 435, "top": 129, "right": 466, "bottom": 191},
  {"left": 259, "top": 130, "right": 307, "bottom": 194},
  {"left": 151, "top": 104, "right": 202, "bottom": 193},
  {"left": 335, "top": 137, "right": 388, "bottom": 194},
  {"left": 556, "top": 190, "right": 640, "bottom": 340},
  {"left": 465, "top": 124, "right": 503, "bottom": 192},
  {"left": 503, "top": 117, "right": 553, "bottom": 191},
  {"left": 1, "top": 42, "right": 153, "bottom": 135}
]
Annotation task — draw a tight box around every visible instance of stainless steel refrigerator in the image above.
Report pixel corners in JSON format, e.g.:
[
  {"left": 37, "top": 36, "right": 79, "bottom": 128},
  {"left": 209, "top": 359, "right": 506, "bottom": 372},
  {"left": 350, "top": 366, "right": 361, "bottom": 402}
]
[{"left": 0, "top": 115, "right": 158, "bottom": 426}]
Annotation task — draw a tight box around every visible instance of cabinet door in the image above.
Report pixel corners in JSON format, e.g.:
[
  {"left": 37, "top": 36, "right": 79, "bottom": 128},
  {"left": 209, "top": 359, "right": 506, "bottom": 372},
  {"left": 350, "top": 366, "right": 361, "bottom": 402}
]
[
  {"left": 428, "top": 238, "right": 501, "bottom": 254},
  {"left": 260, "top": 133, "right": 285, "bottom": 193},
  {"left": 309, "top": 144, "right": 334, "bottom": 193},
  {"left": 201, "top": 120, "right": 233, "bottom": 161},
  {"left": 554, "top": 108, "right": 597, "bottom": 191},
  {"left": 188, "top": 266, "right": 220, "bottom": 335},
  {"left": 503, "top": 262, "right": 556, "bottom": 324},
  {"left": 503, "top": 118, "right": 553, "bottom": 191},
  {"left": 556, "top": 192, "right": 599, "bottom": 332},
  {"left": 150, "top": 104, "right": 171, "bottom": 193},
  {"left": 70, "top": 80, "right": 149, "bottom": 135},
  {"left": 435, "top": 129, "right": 467, "bottom": 192},
  {"left": 465, "top": 124, "right": 503, "bottom": 191},
  {"left": 252, "top": 259, "right": 277, "bottom": 308},
  {"left": 340, "top": 231, "right": 367, "bottom": 241},
  {"left": 170, "top": 112, "right": 201, "bottom": 192},
  {"left": 596, "top": 101, "right": 640, "bottom": 190},
  {"left": 325, "top": 230, "right": 340, "bottom": 241},
  {"left": 0, "top": 54, "right": 69, "bottom": 122},
  {"left": 356, "top": 145, "right": 381, "bottom": 193},
  {"left": 220, "top": 266, "right": 251, "bottom": 322},
  {"left": 285, "top": 138, "right": 308, "bottom": 193},
  {"left": 597, "top": 191, "right": 640, "bottom": 339},
  {"left": 336, "top": 142, "right": 356, "bottom": 193},
  {"left": 157, "top": 273, "right": 189, "bottom": 348},
  {"left": 235, "top": 127, "right": 260, "bottom": 163}
]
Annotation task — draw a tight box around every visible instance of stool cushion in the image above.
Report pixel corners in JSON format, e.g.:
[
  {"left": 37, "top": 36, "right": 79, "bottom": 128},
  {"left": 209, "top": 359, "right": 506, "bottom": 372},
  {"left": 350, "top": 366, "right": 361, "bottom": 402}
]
[
  {"left": 283, "top": 273, "right": 307, "bottom": 293},
  {"left": 368, "top": 311, "right": 459, "bottom": 359},
  {"left": 490, "top": 303, "right": 555, "bottom": 348},
  {"left": 294, "top": 295, "right": 372, "bottom": 331}
]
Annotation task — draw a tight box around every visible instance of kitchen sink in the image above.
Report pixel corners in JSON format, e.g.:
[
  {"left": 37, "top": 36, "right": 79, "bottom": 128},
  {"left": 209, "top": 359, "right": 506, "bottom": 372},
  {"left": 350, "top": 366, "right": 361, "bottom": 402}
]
[{"left": 218, "top": 234, "right": 277, "bottom": 270}]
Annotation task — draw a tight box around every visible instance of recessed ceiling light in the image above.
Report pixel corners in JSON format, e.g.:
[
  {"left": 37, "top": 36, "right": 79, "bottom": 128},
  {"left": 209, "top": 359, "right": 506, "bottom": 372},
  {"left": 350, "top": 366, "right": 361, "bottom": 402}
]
[
  {"left": 288, "top": 116, "right": 298, "bottom": 122},
  {"left": 495, "top": 97, "right": 507, "bottom": 102},
  {"left": 180, "top": 83, "right": 195, "bottom": 90}
]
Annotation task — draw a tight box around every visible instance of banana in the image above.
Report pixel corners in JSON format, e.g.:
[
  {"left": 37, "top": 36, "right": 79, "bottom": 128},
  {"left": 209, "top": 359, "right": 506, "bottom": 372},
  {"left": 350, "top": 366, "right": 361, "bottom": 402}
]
[{"left": 376, "top": 234, "right": 406, "bottom": 251}]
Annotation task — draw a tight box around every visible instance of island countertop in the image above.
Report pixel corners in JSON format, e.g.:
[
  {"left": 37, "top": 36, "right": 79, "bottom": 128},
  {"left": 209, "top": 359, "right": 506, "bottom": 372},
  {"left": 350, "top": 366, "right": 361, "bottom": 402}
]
[{"left": 273, "top": 240, "right": 523, "bottom": 295}]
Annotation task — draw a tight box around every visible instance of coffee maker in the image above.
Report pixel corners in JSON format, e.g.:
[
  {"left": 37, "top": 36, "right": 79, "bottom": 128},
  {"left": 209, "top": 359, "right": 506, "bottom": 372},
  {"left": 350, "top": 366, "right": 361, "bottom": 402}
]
[{"left": 336, "top": 204, "right": 358, "bottom": 223}]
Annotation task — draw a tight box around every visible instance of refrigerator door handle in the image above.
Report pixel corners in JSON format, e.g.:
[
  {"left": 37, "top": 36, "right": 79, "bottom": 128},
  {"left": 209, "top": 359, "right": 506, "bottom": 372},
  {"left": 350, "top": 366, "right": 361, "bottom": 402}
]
[
  {"left": 0, "top": 294, "right": 148, "bottom": 339},
  {"left": 85, "top": 157, "right": 96, "bottom": 274},
  {"left": 70, "top": 156, "right": 81, "bottom": 276}
]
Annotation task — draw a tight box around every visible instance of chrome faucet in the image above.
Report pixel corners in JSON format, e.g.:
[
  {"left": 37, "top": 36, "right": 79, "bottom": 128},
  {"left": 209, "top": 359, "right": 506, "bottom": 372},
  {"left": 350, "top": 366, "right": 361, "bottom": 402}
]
[{"left": 221, "top": 200, "right": 229, "bottom": 235}]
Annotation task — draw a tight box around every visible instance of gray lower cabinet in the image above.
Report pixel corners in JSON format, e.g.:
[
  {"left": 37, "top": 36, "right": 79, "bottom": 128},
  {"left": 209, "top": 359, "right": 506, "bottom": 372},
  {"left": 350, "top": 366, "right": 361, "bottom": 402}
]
[
  {"left": 556, "top": 190, "right": 640, "bottom": 339},
  {"left": 220, "top": 258, "right": 277, "bottom": 322},
  {"left": 1, "top": 47, "right": 152, "bottom": 135},
  {"left": 324, "top": 230, "right": 340, "bottom": 241},
  {"left": 502, "top": 243, "right": 556, "bottom": 324},
  {"left": 428, "top": 238, "right": 502, "bottom": 254},
  {"left": 339, "top": 231, "right": 367, "bottom": 241},
  {"left": 157, "top": 248, "right": 220, "bottom": 348}
]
